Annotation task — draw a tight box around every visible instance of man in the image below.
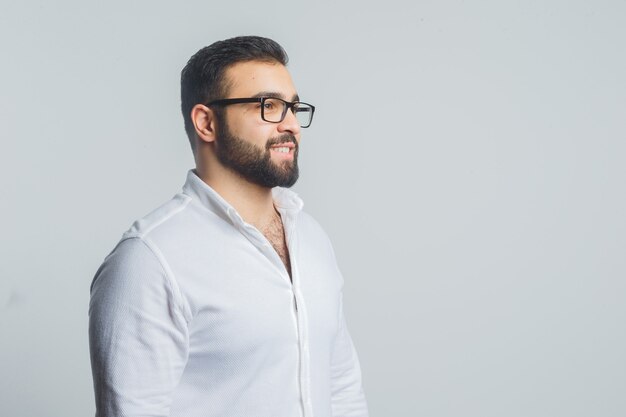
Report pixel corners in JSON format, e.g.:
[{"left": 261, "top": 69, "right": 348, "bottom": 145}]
[{"left": 89, "top": 36, "right": 368, "bottom": 417}]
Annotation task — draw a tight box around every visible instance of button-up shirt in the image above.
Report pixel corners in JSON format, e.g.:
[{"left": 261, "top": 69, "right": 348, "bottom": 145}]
[{"left": 88, "top": 169, "right": 369, "bottom": 417}]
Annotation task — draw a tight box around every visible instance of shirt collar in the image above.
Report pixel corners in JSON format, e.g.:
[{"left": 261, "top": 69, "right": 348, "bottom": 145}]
[{"left": 182, "top": 169, "right": 304, "bottom": 222}]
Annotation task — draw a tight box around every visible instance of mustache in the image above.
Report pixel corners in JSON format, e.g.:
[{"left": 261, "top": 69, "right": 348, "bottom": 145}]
[{"left": 266, "top": 134, "right": 298, "bottom": 150}]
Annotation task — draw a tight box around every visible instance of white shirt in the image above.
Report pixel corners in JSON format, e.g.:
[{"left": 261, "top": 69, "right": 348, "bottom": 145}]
[{"left": 88, "top": 169, "right": 368, "bottom": 417}]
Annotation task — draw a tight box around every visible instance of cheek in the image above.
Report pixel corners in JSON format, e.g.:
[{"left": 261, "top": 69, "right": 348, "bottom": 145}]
[
  {"left": 225, "top": 111, "right": 278, "bottom": 146},
  {"left": 244, "top": 126, "right": 277, "bottom": 147}
]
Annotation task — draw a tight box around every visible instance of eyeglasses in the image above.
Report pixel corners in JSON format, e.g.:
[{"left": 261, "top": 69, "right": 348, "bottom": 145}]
[{"left": 206, "top": 97, "right": 316, "bottom": 128}]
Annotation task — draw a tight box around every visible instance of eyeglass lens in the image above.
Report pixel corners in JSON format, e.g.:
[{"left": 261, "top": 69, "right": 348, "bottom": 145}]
[{"left": 262, "top": 98, "right": 313, "bottom": 127}]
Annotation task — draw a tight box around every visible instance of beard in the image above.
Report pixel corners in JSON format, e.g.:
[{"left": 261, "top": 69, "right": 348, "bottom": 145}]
[{"left": 214, "top": 117, "right": 300, "bottom": 188}]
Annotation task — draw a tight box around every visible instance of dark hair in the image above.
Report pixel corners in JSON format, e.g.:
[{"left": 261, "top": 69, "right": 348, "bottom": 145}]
[{"left": 180, "top": 36, "right": 289, "bottom": 152}]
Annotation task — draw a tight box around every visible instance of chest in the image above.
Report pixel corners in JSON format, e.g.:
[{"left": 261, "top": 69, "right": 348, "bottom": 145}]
[{"left": 171, "top": 214, "right": 345, "bottom": 352}]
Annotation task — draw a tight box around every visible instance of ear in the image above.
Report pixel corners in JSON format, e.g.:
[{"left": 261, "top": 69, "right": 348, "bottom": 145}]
[{"left": 191, "top": 104, "right": 218, "bottom": 144}]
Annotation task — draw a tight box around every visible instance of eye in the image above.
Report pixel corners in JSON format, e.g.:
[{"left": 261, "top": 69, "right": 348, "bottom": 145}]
[{"left": 262, "top": 98, "right": 282, "bottom": 114}]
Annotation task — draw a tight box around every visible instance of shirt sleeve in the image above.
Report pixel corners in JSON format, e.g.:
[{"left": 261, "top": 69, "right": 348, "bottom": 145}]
[
  {"left": 330, "top": 294, "right": 369, "bottom": 417},
  {"left": 88, "top": 237, "right": 190, "bottom": 417}
]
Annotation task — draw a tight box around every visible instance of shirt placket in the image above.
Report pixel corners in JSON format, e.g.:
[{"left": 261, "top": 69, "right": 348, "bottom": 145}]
[
  {"left": 226, "top": 207, "right": 314, "bottom": 417},
  {"left": 282, "top": 209, "right": 314, "bottom": 417}
]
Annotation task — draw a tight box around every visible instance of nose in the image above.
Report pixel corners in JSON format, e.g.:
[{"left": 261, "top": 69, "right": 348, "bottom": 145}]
[{"left": 277, "top": 106, "right": 301, "bottom": 136}]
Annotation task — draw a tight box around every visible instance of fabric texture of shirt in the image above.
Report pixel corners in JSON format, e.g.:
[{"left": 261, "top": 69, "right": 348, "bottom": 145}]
[{"left": 88, "top": 169, "right": 369, "bottom": 417}]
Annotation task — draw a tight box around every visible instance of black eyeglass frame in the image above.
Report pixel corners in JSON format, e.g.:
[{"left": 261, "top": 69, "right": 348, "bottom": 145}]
[{"left": 206, "top": 97, "right": 316, "bottom": 128}]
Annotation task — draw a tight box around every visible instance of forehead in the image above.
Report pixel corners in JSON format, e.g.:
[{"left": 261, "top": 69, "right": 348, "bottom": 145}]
[{"left": 223, "top": 61, "right": 297, "bottom": 99}]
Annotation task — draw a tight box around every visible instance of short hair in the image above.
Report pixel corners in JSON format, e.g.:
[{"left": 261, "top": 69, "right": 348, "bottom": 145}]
[{"left": 180, "top": 36, "right": 289, "bottom": 153}]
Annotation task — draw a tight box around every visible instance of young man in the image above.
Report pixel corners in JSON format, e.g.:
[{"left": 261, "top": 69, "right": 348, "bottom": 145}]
[{"left": 89, "top": 36, "right": 369, "bottom": 417}]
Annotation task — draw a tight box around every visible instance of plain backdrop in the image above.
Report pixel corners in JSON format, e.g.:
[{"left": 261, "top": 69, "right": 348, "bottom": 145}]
[{"left": 1, "top": 1, "right": 625, "bottom": 416}]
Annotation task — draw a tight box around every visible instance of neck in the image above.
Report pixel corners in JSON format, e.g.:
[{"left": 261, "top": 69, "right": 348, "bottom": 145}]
[{"left": 194, "top": 163, "right": 278, "bottom": 229}]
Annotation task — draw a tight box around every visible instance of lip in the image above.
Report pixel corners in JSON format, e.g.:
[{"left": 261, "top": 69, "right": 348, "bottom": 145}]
[{"left": 269, "top": 143, "right": 296, "bottom": 150}]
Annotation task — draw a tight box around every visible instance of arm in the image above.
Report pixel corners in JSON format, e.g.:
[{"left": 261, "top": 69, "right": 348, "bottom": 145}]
[
  {"left": 330, "top": 294, "right": 369, "bottom": 417},
  {"left": 88, "top": 237, "right": 189, "bottom": 417}
]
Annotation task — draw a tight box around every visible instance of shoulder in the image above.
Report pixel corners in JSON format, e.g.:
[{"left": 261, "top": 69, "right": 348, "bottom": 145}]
[
  {"left": 94, "top": 192, "right": 194, "bottom": 283},
  {"left": 90, "top": 193, "right": 196, "bottom": 317},
  {"left": 123, "top": 193, "right": 193, "bottom": 240}
]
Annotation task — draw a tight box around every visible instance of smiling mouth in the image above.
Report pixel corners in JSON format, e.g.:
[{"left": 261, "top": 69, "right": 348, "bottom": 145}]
[
  {"left": 271, "top": 146, "right": 291, "bottom": 153},
  {"left": 269, "top": 143, "right": 297, "bottom": 163}
]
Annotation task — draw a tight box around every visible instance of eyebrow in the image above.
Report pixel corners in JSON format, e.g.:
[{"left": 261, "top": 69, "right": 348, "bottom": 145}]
[{"left": 251, "top": 91, "right": 300, "bottom": 102}]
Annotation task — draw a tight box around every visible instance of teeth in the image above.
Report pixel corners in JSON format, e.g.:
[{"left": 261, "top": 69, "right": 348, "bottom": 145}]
[{"left": 272, "top": 147, "right": 290, "bottom": 153}]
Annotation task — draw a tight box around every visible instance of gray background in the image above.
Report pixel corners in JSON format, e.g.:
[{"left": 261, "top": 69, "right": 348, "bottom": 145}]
[{"left": 1, "top": 1, "right": 625, "bottom": 416}]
